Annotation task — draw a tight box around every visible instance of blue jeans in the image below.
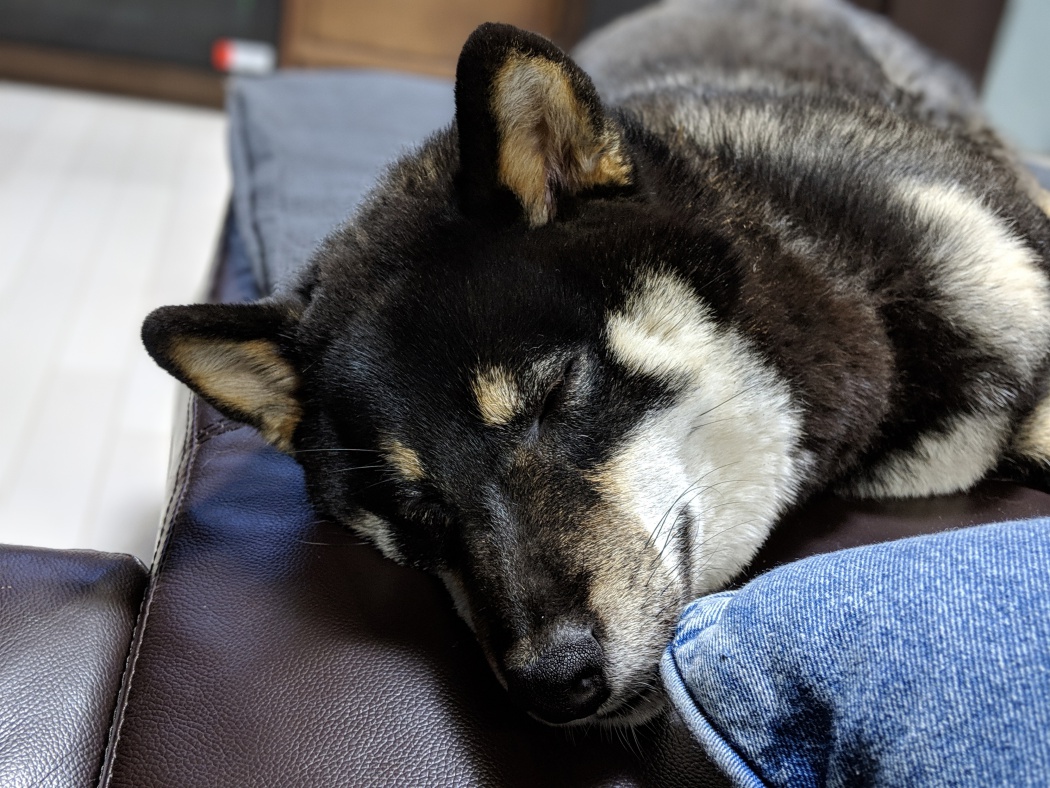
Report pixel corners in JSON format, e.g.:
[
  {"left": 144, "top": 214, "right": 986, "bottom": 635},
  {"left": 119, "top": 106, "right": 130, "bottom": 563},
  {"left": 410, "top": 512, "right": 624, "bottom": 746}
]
[{"left": 661, "top": 518, "right": 1050, "bottom": 786}]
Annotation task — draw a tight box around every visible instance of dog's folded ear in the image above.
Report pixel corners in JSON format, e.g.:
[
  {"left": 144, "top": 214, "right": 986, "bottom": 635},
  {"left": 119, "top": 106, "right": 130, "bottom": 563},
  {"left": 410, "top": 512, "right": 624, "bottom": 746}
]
[
  {"left": 455, "top": 22, "right": 633, "bottom": 227},
  {"left": 141, "top": 302, "right": 302, "bottom": 452}
]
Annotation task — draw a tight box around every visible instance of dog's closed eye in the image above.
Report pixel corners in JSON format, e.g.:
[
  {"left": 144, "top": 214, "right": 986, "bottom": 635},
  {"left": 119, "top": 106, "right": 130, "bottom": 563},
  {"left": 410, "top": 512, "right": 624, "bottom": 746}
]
[
  {"left": 535, "top": 376, "right": 565, "bottom": 434},
  {"left": 532, "top": 358, "right": 577, "bottom": 438}
]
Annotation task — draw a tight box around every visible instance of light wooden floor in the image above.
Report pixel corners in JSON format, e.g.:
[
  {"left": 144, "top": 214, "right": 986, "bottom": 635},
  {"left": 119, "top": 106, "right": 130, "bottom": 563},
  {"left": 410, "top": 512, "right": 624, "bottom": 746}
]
[{"left": 0, "top": 81, "right": 230, "bottom": 564}]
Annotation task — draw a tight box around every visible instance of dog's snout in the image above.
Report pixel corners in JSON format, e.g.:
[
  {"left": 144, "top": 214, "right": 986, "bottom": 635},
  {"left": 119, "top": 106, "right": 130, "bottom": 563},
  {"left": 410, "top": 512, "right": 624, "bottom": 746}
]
[{"left": 503, "top": 626, "right": 609, "bottom": 723}]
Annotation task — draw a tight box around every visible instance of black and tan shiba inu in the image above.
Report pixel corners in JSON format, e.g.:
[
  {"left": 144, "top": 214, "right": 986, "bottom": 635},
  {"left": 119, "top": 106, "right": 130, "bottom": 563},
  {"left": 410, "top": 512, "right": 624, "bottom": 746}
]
[{"left": 143, "top": 0, "right": 1050, "bottom": 727}]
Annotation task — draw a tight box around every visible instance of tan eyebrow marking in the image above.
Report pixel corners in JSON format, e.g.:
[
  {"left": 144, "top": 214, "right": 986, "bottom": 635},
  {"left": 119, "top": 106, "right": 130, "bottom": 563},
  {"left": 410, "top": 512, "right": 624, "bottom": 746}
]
[
  {"left": 472, "top": 365, "right": 523, "bottom": 426},
  {"left": 381, "top": 438, "right": 426, "bottom": 481}
]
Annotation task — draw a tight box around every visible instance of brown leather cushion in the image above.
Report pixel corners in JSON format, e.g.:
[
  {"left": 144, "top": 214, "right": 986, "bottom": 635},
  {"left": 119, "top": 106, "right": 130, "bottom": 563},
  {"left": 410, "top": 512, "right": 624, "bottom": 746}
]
[{"left": 0, "top": 545, "right": 147, "bottom": 788}]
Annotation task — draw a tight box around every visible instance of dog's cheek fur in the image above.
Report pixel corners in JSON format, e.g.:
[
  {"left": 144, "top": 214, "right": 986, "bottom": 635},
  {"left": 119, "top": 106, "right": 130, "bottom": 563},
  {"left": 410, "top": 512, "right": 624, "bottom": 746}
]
[
  {"left": 352, "top": 512, "right": 405, "bottom": 564},
  {"left": 601, "top": 270, "right": 810, "bottom": 593},
  {"left": 379, "top": 438, "right": 427, "bottom": 483},
  {"left": 296, "top": 461, "right": 407, "bottom": 564}
]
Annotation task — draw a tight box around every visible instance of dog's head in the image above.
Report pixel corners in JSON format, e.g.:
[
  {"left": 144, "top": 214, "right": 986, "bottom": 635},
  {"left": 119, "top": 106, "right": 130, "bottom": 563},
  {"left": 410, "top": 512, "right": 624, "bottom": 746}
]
[{"left": 143, "top": 24, "right": 802, "bottom": 726}]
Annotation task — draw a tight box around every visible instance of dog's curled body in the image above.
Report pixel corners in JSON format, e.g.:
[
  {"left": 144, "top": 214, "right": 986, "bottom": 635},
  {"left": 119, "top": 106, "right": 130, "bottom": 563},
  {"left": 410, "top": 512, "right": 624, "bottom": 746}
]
[
  {"left": 142, "top": 0, "right": 1050, "bottom": 727},
  {"left": 575, "top": 0, "right": 1050, "bottom": 497}
]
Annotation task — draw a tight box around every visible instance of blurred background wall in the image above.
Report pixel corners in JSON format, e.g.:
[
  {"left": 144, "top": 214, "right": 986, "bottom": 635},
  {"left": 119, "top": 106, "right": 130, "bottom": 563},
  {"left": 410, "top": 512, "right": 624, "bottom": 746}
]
[
  {"left": 0, "top": 0, "right": 280, "bottom": 68},
  {"left": 0, "top": 0, "right": 281, "bottom": 104},
  {"left": 0, "top": 0, "right": 1045, "bottom": 154},
  {"left": 983, "top": 0, "right": 1050, "bottom": 155}
]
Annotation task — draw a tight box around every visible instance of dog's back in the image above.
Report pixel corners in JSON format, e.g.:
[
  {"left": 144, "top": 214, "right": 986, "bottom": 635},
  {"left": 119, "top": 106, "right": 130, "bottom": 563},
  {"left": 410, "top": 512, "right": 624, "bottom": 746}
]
[
  {"left": 577, "top": 0, "right": 1044, "bottom": 199},
  {"left": 578, "top": 0, "right": 981, "bottom": 127}
]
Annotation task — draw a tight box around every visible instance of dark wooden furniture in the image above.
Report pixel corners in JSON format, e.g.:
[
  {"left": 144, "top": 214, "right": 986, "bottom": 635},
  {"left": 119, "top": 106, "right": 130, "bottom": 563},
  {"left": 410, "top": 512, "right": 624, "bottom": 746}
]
[
  {"left": 0, "top": 40, "right": 225, "bottom": 107},
  {"left": 280, "top": 0, "right": 587, "bottom": 76}
]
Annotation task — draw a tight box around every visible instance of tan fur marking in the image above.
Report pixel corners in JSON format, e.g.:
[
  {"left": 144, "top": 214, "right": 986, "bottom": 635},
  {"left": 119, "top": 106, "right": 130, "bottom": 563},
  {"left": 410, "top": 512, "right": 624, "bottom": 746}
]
[
  {"left": 472, "top": 366, "right": 522, "bottom": 426},
  {"left": 1014, "top": 395, "right": 1050, "bottom": 466},
  {"left": 492, "top": 54, "right": 631, "bottom": 226},
  {"left": 171, "top": 337, "right": 300, "bottom": 452},
  {"left": 381, "top": 438, "right": 426, "bottom": 482}
]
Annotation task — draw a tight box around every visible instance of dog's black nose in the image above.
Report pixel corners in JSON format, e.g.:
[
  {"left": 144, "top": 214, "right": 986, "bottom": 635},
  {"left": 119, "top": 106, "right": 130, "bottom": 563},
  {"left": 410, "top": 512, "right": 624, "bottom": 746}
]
[{"left": 503, "top": 627, "right": 609, "bottom": 723}]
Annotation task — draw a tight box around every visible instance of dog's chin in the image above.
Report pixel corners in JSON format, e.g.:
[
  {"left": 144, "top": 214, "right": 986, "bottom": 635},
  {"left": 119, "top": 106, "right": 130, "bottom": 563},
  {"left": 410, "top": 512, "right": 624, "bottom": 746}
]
[{"left": 530, "top": 685, "right": 668, "bottom": 730}]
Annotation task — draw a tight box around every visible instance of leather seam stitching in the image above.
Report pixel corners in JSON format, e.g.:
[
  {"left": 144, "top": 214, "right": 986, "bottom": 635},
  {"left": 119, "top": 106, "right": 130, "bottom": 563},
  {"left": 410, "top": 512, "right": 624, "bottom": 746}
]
[{"left": 97, "top": 391, "right": 201, "bottom": 786}]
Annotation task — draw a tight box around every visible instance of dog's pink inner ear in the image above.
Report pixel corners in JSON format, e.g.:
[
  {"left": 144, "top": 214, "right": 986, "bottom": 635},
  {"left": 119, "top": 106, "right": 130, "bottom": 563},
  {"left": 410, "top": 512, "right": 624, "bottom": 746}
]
[
  {"left": 167, "top": 336, "right": 301, "bottom": 451},
  {"left": 491, "top": 53, "right": 632, "bottom": 227}
]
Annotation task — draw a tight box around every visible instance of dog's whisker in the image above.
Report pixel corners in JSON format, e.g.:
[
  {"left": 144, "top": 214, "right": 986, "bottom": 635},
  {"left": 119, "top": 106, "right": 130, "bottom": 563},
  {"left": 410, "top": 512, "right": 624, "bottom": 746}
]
[
  {"left": 647, "top": 459, "right": 748, "bottom": 552},
  {"left": 647, "top": 505, "right": 768, "bottom": 592},
  {"left": 647, "top": 461, "right": 750, "bottom": 569},
  {"left": 354, "top": 478, "right": 397, "bottom": 494},
  {"left": 290, "top": 447, "right": 379, "bottom": 455},
  {"left": 333, "top": 464, "right": 389, "bottom": 474}
]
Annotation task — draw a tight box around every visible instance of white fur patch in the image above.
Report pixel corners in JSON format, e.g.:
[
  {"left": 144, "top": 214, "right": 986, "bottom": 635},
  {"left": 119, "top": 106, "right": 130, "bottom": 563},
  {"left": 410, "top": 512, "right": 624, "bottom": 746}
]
[
  {"left": 437, "top": 569, "right": 476, "bottom": 633},
  {"left": 354, "top": 511, "right": 403, "bottom": 563},
  {"left": 898, "top": 180, "right": 1050, "bottom": 382},
  {"left": 848, "top": 412, "right": 1011, "bottom": 499},
  {"left": 601, "top": 271, "right": 808, "bottom": 594}
]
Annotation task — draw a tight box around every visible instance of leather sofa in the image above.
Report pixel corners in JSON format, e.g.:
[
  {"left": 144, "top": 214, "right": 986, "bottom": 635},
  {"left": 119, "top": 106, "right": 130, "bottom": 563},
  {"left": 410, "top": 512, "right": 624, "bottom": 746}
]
[{"left": 4, "top": 68, "right": 1050, "bottom": 786}]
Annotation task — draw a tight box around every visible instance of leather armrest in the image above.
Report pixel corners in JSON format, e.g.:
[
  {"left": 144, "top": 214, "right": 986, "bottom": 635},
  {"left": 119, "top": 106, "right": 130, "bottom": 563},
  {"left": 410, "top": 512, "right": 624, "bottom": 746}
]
[{"left": 0, "top": 545, "right": 147, "bottom": 788}]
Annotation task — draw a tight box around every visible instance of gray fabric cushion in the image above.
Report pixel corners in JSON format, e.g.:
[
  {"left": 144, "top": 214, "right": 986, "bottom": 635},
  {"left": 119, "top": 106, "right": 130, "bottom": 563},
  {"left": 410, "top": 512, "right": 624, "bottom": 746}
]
[{"left": 228, "top": 70, "right": 454, "bottom": 294}]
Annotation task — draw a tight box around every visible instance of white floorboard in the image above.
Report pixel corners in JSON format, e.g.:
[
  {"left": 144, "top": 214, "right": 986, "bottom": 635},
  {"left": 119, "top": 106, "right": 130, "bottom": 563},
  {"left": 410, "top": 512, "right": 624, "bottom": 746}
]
[{"left": 0, "top": 81, "right": 229, "bottom": 563}]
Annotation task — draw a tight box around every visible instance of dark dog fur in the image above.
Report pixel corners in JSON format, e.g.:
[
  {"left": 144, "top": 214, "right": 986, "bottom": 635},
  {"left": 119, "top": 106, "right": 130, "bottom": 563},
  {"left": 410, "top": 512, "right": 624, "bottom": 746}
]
[{"left": 143, "top": 0, "right": 1050, "bottom": 727}]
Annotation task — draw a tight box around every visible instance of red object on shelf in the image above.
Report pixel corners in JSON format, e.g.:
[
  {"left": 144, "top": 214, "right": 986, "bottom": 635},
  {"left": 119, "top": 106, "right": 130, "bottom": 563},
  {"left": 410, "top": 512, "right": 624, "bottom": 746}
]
[
  {"left": 211, "top": 39, "right": 233, "bottom": 72},
  {"left": 211, "top": 38, "right": 276, "bottom": 74}
]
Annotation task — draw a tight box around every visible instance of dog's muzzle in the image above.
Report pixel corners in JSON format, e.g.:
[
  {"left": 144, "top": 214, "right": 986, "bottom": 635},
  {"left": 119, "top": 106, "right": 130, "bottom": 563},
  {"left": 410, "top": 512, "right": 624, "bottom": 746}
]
[{"left": 502, "top": 625, "right": 609, "bottom": 724}]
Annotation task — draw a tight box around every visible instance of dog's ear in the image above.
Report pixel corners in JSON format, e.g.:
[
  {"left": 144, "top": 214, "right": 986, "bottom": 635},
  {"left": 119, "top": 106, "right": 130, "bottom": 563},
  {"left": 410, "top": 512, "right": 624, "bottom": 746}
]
[
  {"left": 141, "top": 302, "right": 302, "bottom": 452},
  {"left": 455, "top": 22, "right": 633, "bottom": 227}
]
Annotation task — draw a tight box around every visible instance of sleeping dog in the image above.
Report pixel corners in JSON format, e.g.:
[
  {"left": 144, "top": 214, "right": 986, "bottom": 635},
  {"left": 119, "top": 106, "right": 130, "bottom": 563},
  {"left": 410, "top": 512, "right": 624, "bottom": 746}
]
[{"left": 142, "top": 0, "right": 1050, "bottom": 727}]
